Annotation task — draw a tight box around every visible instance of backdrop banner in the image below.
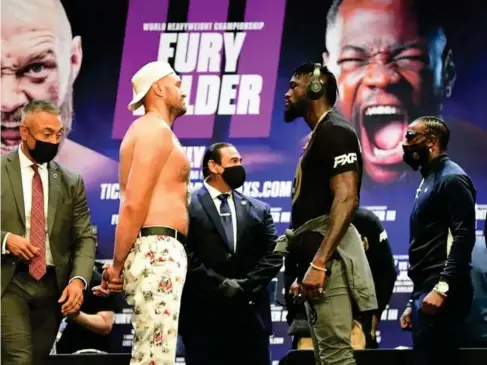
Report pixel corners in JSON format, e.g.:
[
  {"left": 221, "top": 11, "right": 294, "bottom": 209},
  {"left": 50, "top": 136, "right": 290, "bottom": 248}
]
[{"left": 2, "top": 0, "right": 486, "bottom": 362}]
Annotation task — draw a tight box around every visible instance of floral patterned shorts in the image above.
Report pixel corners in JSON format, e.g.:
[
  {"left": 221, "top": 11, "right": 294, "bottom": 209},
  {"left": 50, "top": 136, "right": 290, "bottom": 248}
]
[{"left": 123, "top": 235, "right": 187, "bottom": 365}]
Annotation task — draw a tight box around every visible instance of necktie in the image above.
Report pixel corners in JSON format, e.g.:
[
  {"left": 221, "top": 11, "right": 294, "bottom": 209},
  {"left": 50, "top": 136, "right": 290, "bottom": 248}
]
[
  {"left": 30, "top": 165, "right": 46, "bottom": 280},
  {"left": 217, "top": 193, "right": 235, "bottom": 251}
]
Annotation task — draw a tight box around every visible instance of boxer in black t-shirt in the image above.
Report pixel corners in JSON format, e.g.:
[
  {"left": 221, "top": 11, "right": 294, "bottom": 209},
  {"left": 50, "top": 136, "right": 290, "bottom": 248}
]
[{"left": 284, "top": 61, "right": 366, "bottom": 365}]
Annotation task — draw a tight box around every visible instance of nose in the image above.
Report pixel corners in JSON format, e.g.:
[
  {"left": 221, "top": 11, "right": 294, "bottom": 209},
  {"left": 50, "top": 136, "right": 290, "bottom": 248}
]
[
  {"left": 285, "top": 90, "right": 291, "bottom": 99},
  {"left": 1, "top": 75, "right": 29, "bottom": 113},
  {"left": 362, "top": 62, "right": 400, "bottom": 90}
]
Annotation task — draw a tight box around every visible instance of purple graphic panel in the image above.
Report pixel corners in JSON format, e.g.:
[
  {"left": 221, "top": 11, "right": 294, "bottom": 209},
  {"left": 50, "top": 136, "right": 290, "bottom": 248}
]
[
  {"left": 112, "top": 0, "right": 170, "bottom": 139},
  {"left": 173, "top": 0, "right": 230, "bottom": 138},
  {"left": 229, "top": 0, "right": 286, "bottom": 138}
]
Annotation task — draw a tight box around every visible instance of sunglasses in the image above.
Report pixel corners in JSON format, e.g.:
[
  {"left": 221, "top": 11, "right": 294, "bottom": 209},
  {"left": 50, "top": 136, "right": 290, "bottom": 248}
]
[{"left": 405, "top": 130, "right": 428, "bottom": 142}]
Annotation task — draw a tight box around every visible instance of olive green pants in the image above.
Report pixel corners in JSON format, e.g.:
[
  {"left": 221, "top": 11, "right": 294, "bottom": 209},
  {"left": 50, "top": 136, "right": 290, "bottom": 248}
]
[
  {"left": 305, "top": 259, "right": 356, "bottom": 365},
  {"left": 1, "top": 269, "right": 61, "bottom": 365}
]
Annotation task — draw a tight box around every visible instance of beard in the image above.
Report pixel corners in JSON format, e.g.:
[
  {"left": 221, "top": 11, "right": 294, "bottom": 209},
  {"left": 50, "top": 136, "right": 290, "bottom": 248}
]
[
  {"left": 284, "top": 98, "right": 307, "bottom": 123},
  {"left": 1, "top": 87, "right": 74, "bottom": 154}
]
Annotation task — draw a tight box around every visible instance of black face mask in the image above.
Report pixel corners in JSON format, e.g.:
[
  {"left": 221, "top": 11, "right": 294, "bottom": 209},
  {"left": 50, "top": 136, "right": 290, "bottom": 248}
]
[
  {"left": 402, "top": 143, "right": 429, "bottom": 171},
  {"left": 221, "top": 165, "right": 246, "bottom": 190},
  {"left": 27, "top": 137, "right": 60, "bottom": 164}
]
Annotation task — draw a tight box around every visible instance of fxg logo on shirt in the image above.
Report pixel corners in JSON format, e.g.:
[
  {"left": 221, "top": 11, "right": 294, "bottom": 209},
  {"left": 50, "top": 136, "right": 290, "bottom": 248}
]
[{"left": 333, "top": 153, "right": 357, "bottom": 169}]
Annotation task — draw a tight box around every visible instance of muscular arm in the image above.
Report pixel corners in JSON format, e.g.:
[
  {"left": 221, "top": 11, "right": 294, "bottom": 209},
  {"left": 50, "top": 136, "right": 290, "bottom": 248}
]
[
  {"left": 313, "top": 171, "right": 359, "bottom": 266},
  {"left": 312, "top": 123, "right": 361, "bottom": 267},
  {"left": 439, "top": 175, "right": 476, "bottom": 286},
  {"left": 113, "top": 125, "right": 173, "bottom": 271},
  {"left": 73, "top": 311, "right": 114, "bottom": 336}
]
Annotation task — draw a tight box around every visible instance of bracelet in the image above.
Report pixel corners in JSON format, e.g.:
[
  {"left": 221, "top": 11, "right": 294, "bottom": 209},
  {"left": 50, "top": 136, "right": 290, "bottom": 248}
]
[{"left": 310, "top": 262, "right": 327, "bottom": 272}]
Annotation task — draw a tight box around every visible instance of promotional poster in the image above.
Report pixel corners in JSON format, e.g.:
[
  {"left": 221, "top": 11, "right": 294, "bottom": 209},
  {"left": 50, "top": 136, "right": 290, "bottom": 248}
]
[{"left": 2, "top": 0, "right": 486, "bottom": 361}]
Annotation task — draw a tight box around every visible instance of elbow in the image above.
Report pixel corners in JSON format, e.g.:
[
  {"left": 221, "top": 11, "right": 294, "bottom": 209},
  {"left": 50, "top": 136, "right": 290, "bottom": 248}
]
[
  {"left": 100, "top": 323, "right": 113, "bottom": 336},
  {"left": 336, "top": 193, "right": 359, "bottom": 211},
  {"left": 99, "top": 317, "right": 114, "bottom": 336},
  {"left": 121, "top": 201, "right": 147, "bottom": 223}
]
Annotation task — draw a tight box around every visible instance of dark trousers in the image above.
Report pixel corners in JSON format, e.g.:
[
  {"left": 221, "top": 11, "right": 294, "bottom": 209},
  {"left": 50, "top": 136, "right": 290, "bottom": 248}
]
[
  {"left": 411, "top": 290, "right": 471, "bottom": 365},
  {"left": 183, "top": 324, "right": 271, "bottom": 365},
  {"left": 1, "top": 268, "right": 61, "bottom": 365}
]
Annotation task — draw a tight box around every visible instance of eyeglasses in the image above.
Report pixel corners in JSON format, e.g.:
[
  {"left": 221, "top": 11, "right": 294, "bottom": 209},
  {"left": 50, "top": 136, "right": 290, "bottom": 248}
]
[{"left": 405, "top": 130, "right": 428, "bottom": 142}]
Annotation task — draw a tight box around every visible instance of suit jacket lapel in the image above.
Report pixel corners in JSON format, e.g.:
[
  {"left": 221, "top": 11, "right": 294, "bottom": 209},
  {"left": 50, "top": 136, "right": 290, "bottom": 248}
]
[
  {"left": 197, "top": 187, "right": 228, "bottom": 247},
  {"left": 233, "top": 192, "right": 248, "bottom": 249},
  {"left": 47, "top": 162, "right": 61, "bottom": 234},
  {"left": 5, "top": 152, "right": 25, "bottom": 226}
]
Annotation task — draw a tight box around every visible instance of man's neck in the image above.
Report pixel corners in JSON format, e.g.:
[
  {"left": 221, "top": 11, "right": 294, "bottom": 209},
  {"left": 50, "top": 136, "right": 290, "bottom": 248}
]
[
  {"left": 420, "top": 151, "right": 446, "bottom": 177},
  {"left": 206, "top": 176, "right": 231, "bottom": 193},
  {"left": 304, "top": 101, "right": 331, "bottom": 131},
  {"left": 20, "top": 143, "right": 36, "bottom": 164},
  {"left": 146, "top": 103, "right": 175, "bottom": 127}
]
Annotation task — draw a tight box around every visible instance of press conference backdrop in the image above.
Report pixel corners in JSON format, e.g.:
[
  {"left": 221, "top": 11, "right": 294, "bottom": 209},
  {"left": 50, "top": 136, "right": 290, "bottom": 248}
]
[{"left": 4, "top": 0, "right": 486, "bottom": 362}]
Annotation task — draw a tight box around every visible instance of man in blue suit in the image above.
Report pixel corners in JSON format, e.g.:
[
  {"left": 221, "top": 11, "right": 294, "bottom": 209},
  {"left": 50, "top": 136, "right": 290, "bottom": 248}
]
[{"left": 180, "top": 142, "right": 283, "bottom": 365}]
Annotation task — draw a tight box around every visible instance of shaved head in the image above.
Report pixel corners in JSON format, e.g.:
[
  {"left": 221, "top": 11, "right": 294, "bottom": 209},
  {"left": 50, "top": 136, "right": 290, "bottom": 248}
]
[{"left": 1, "top": 0, "right": 82, "bottom": 153}]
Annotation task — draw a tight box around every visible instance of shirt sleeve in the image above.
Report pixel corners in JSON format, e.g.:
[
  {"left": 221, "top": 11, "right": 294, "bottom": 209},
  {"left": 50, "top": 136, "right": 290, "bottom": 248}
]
[
  {"left": 315, "top": 124, "right": 362, "bottom": 177},
  {"left": 439, "top": 174, "right": 476, "bottom": 285}
]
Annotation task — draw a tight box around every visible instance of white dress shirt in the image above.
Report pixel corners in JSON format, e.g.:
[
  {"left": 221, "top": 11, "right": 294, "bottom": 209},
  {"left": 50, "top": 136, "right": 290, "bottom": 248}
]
[
  {"left": 2, "top": 146, "right": 54, "bottom": 265},
  {"left": 204, "top": 180, "right": 238, "bottom": 250}
]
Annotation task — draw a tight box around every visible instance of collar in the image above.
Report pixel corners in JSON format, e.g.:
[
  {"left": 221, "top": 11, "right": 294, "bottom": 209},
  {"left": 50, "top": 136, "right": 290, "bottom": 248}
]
[
  {"left": 310, "top": 109, "right": 333, "bottom": 136},
  {"left": 18, "top": 145, "right": 47, "bottom": 171},
  {"left": 204, "top": 179, "right": 232, "bottom": 200},
  {"left": 420, "top": 153, "right": 448, "bottom": 178}
]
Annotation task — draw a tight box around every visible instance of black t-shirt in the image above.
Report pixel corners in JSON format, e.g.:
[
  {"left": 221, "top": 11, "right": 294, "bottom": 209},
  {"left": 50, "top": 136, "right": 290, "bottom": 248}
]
[
  {"left": 290, "top": 110, "right": 363, "bottom": 265},
  {"left": 56, "top": 267, "right": 120, "bottom": 354}
]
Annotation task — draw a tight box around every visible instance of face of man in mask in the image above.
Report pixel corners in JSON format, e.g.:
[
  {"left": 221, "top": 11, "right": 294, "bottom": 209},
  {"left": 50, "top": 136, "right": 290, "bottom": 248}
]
[
  {"left": 284, "top": 74, "right": 310, "bottom": 123},
  {"left": 323, "top": 0, "right": 454, "bottom": 183},
  {"left": 1, "top": 0, "right": 82, "bottom": 153},
  {"left": 208, "top": 146, "right": 247, "bottom": 190},
  {"left": 401, "top": 120, "right": 435, "bottom": 171},
  {"left": 21, "top": 110, "right": 64, "bottom": 164}
]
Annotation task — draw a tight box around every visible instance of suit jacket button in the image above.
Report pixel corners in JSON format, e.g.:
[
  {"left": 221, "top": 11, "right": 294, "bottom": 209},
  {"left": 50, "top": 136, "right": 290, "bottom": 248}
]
[{"left": 248, "top": 301, "right": 254, "bottom": 305}]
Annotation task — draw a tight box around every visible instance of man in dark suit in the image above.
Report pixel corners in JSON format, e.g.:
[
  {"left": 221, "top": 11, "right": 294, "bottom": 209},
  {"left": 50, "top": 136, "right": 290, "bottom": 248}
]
[
  {"left": 1, "top": 100, "right": 96, "bottom": 365},
  {"left": 180, "top": 142, "right": 283, "bottom": 365}
]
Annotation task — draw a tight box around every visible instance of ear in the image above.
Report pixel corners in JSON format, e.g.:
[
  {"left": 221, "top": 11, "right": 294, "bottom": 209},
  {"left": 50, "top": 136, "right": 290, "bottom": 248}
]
[
  {"left": 322, "top": 51, "right": 329, "bottom": 66},
  {"left": 442, "top": 49, "right": 456, "bottom": 99},
  {"left": 152, "top": 82, "right": 164, "bottom": 97},
  {"left": 70, "top": 36, "right": 83, "bottom": 82},
  {"left": 427, "top": 134, "right": 438, "bottom": 150},
  {"left": 19, "top": 124, "right": 29, "bottom": 142},
  {"left": 208, "top": 160, "right": 219, "bottom": 175}
]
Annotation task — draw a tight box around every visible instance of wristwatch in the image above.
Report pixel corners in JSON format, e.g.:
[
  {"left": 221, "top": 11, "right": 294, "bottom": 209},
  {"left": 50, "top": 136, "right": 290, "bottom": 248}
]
[{"left": 433, "top": 281, "right": 449, "bottom": 297}]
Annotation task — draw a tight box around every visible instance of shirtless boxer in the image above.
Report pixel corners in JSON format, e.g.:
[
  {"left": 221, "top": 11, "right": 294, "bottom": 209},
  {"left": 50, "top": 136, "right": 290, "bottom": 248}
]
[{"left": 103, "top": 61, "right": 190, "bottom": 365}]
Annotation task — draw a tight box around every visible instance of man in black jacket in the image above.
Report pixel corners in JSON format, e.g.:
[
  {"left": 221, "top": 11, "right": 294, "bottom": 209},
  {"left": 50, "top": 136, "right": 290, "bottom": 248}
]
[
  {"left": 179, "top": 142, "right": 282, "bottom": 365},
  {"left": 399, "top": 116, "right": 476, "bottom": 365}
]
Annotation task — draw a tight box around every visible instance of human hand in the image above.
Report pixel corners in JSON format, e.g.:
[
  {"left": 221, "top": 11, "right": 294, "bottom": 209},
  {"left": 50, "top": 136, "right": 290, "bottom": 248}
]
[
  {"left": 219, "top": 278, "right": 243, "bottom": 298},
  {"left": 5, "top": 234, "right": 40, "bottom": 261},
  {"left": 421, "top": 290, "right": 445, "bottom": 315},
  {"left": 102, "top": 263, "right": 123, "bottom": 293},
  {"left": 92, "top": 285, "right": 110, "bottom": 297},
  {"left": 399, "top": 306, "right": 413, "bottom": 331},
  {"left": 59, "top": 279, "right": 84, "bottom": 316},
  {"left": 301, "top": 263, "right": 326, "bottom": 297}
]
